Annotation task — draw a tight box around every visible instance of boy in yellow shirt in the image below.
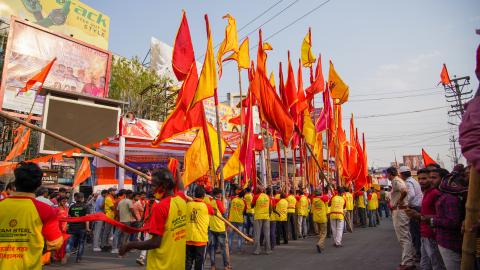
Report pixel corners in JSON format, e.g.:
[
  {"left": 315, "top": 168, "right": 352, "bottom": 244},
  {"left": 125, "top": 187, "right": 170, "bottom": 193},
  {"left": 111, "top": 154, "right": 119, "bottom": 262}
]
[
  {"left": 228, "top": 188, "right": 246, "bottom": 253},
  {"left": 311, "top": 190, "right": 329, "bottom": 253}
]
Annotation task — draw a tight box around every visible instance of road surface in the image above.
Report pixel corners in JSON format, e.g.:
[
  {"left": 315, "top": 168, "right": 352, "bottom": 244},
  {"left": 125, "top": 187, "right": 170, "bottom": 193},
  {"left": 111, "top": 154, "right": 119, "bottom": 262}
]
[{"left": 46, "top": 218, "right": 401, "bottom": 270}]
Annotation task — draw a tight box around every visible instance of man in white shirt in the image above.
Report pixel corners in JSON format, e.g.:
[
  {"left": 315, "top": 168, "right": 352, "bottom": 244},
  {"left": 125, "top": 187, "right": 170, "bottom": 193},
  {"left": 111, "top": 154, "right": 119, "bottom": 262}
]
[
  {"left": 36, "top": 187, "right": 54, "bottom": 207},
  {"left": 388, "top": 167, "right": 416, "bottom": 270},
  {"left": 399, "top": 166, "right": 423, "bottom": 259}
]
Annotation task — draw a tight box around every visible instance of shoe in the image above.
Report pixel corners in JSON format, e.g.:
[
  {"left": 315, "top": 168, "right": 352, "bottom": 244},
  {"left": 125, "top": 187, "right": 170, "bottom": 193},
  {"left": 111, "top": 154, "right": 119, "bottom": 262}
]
[
  {"left": 252, "top": 252, "right": 260, "bottom": 255},
  {"left": 136, "top": 256, "right": 145, "bottom": 266},
  {"left": 266, "top": 251, "right": 272, "bottom": 255},
  {"left": 316, "top": 245, "right": 322, "bottom": 253},
  {"left": 75, "top": 258, "right": 82, "bottom": 263},
  {"left": 111, "top": 248, "right": 119, "bottom": 254},
  {"left": 93, "top": 248, "right": 102, "bottom": 252}
]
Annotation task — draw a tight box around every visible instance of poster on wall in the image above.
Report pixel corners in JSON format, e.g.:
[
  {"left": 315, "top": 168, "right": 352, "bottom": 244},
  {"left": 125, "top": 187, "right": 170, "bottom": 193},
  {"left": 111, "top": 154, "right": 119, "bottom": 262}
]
[
  {"left": 402, "top": 155, "right": 424, "bottom": 171},
  {"left": 0, "top": 0, "right": 110, "bottom": 49},
  {"left": 0, "top": 18, "right": 111, "bottom": 115}
]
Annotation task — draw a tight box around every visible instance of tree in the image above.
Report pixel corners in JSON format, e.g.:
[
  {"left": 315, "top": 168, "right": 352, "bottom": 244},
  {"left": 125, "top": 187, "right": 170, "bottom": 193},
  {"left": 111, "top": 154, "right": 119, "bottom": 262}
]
[{"left": 109, "top": 56, "right": 178, "bottom": 121}]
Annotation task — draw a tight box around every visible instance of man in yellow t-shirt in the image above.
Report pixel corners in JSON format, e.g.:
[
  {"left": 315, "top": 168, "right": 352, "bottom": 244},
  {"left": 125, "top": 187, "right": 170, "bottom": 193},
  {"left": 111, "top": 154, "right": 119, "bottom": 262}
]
[
  {"left": 186, "top": 186, "right": 215, "bottom": 270},
  {"left": 208, "top": 188, "right": 230, "bottom": 269},
  {"left": 286, "top": 190, "right": 298, "bottom": 240},
  {"left": 120, "top": 168, "right": 187, "bottom": 270},
  {"left": 311, "top": 190, "right": 329, "bottom": 253},
  {"left": 252, "top": 186, "right": 272, "bottom": 255},
  {"left": 344, "top": 187, "right": 354, "bottom": 233},
  {"left": 367, "top": 188, "right": 378, "bottom": 227},
  {"left": 296, "top": 190, "right": 309, "bottom": 239},
  {"left": 274, "top": 193, "right": 289, "bottom": 245},
  {"left": 356, "top": 187, "right": 368, "bottom": 228},
  {"left": 0, "top": 162, "right": 63, "bottom": 270},
  {"left": 244, "top": 187, "right": 254, "bottom": 237},
  {"left": 228, "top": 188, "right": 246, "bottom": 253},
  {"left": 330, "top": 188, "right": 346, "bottom": 247},
  {"left": 101, "top": 187, "right": 116, "bottom": 250}
]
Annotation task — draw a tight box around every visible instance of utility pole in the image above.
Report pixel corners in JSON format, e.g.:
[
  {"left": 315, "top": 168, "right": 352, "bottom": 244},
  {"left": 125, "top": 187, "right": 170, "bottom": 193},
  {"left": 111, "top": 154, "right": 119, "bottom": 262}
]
[{"left": 443, "top": 75, "right": 473, "bottom": 166}]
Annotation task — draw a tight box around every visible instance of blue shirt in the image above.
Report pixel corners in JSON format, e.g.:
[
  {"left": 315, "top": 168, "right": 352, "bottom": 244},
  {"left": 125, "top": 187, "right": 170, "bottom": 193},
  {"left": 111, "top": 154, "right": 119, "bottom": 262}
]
[{"left": 95, "top": 196, "right": 105, "bottom": 213}]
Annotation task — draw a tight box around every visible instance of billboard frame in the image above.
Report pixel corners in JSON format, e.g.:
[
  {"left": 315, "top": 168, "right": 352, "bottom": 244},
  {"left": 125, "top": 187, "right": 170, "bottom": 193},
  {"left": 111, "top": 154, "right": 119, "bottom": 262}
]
[{"left": 0, "top": 16, "right": 112, "bottom": 115}]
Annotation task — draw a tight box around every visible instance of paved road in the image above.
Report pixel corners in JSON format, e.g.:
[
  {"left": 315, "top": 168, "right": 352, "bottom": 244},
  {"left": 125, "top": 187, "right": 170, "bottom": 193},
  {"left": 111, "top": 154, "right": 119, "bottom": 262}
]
[{"left": 46, "top": 218, "right": 401, "bottom": 270}]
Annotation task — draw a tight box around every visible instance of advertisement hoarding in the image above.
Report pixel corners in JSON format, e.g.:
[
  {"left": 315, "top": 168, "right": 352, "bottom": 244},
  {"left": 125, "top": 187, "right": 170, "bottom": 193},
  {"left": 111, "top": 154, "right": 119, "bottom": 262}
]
[
  {"left": 0, "top": 0, "right": 109, "bottom": 49},
  {"left": 0, "top": 18, "right": 111, "bottom": 115},
  {"left": 402, "top": 155, "right": 425, "bottom": 171}
]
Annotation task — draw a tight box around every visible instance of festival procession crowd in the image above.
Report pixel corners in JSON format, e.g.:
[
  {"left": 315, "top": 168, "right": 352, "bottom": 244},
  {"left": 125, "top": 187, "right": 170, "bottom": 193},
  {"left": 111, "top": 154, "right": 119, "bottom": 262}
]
[{"left": 0, "top": 3, "right": 479, "bottom": 270}]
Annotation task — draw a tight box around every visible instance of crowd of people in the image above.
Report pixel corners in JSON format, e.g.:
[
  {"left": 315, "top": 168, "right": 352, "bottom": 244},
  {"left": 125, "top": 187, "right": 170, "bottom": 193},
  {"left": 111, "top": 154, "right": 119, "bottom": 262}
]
[{"left": 0, "top": 160, "right": 476, "bottom": 270}]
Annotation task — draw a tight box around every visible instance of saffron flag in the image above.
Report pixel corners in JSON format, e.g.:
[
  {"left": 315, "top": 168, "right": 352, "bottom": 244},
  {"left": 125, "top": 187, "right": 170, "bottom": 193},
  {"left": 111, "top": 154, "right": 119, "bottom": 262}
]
[
  {"left": 278, "top": 62, "right": 288, "bottom": 107},
  {"left": 172, "top": 11, "right": 195, "bottom": 82},
  {"left": 328, "top": 61, "right": 349, "bottom": 105},
  {"left": 73, "top": 157, "right": 91, "bottom": 187},
  {"left": 224, "top": 38, "right": 250, "bottom": 69},
  {"left": 422, "top": 148, "right": 437, "bottom": 167},
  {"left": 252, "top": 31, "right": 295, "bottom": 144},
  {"left": 301, "top": 28, "right": 316, "bottom": 67},
  {"left": 189, "top": 15, "right": 217, "bottom": 110},
  {"left": 302, "top": 109, "right": 316, "bottom": 147},
  {"left": 4, "top": 129, "right": 31, "bottom": 161},
  {"left": 315, "top": 84, "right": 332, "bottom": 132},
  {"left": 296, "top": 59, "right": 309, "bottom": 115},
  {"left": 223, "top": 147, "right": 244, "bottom": 180},
  {"left": 168, "top": 158, "right": 179, "bottom": 179},
  {"left": 306, "top": 54, "right": 325, "bottom": 99},
  {"left": 18, "top": 58, "right": 56, "bottom": 94},
  {"left": 439, "top": 64, "right": 451, "bottom": 86},
  {"left": 183, "top": 124, "right": 226, "bottom": 186},
  {"left": 217, "top": 14, "right": 239, "bottom": 77}
]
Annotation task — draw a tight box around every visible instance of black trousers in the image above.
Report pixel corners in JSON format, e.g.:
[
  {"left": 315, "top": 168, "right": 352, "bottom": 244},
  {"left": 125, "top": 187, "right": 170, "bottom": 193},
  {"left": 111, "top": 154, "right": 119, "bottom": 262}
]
[
  {"left": 358, "top": 207, "right": 367, "bottom": 227},
  {"left": 276, "top": 221, "right": 288, "bottom": 244},
  {"left": 409, "top": 206, "right": 421, "bottom": 257},
  {"left": 186, "top": 244, "right": 207, "bottom": 270},
  {"left": 287, "top": 213, "right": 297, "bottom": 240}
]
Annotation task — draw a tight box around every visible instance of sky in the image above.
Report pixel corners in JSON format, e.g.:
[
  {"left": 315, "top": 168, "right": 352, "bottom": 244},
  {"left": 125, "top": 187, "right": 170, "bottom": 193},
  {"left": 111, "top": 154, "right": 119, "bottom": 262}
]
[{"left": 83, "top": 0, "right": 480, "bottom": 170}]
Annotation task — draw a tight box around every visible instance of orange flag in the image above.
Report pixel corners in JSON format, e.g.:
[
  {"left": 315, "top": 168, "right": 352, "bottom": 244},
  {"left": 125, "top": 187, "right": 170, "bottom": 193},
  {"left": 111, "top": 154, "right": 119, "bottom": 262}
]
[
  {"left": 172, "top": 11, "right": 195, "bottom": 82},
  {"left": 5, "top": 129, "right": 31, "bottom": 161},
  {"left": 284, "top": 52, "right": 299, "bottom": 112},
  {"left": 168, "top": 158, "right": 179, "bottom": 179},
  {"left": 422, "top": 148, "right": 437, "bottom": 167},
  {"left": 73, "top": 157, "right": 91, "bottom": 187},
  {"left": 296, "top": 59, "right": 309, "bottom": 115},
  {"left": 18, "top": 58, "right": 56, "bottom": 94},
  {"left": 217, "top": 14, "right": 238, "bottom": 77},
  {"left": 306, "top": 54, "right": 325, "bottom": 99},
  {"left": 439, "top": 64, "right": 451, "bottom": 86}
]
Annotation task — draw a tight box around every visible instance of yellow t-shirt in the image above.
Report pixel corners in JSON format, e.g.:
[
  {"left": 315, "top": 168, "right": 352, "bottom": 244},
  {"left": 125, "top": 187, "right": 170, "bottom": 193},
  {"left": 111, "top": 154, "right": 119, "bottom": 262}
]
[
  {"left": 186, "top": 200, "right": 211, "bottom": 245},
  {"left": 330, "top": 195, "right": 345, "bottom": 220},
  {"left": 345, "top": 192, "right": 354, "bottom": 211},
  {"left": 228, "top": 197, "right": 245, "bottom": 223},
  {"left": 147, "top": 194, "right": 187, "bottom": 270},
  {"left": 357, "top": 193, "right": 366, "bottom": 209},
  {"left": 209, "top": 199, "right": 226, "bottom": 232},
  {"left": 104, "top": 195, "right": 115, "bottom": 219},
  {"left": 311, "top": 197, "right": 328, "bottom": 224},
  {"left": 274, "top": 199, "right": 288, "bottom": 222},
  {"left": 296, "top": 195, "right": 309, "bottom": 216},
  {"left": 244, "top": 193, "right": 254, "bottom": 214},
  {"left": 254, "top": 193, "right": 270, "bottom": 220},
  {"left": 287, "top": 195, "right": 297, "bottom": 213},
  {"left": 368, "top": 193, "right": 378, "bottom": 210}
]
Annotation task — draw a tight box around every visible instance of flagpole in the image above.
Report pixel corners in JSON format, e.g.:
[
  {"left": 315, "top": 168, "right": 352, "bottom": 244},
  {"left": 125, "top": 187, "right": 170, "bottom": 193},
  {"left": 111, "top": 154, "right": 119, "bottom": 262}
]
[
  {"left": 283, "top": 144, "right": 289, "bottom": 192},
  {"left": 213, "top": 90, "right": 226, "bottom": 200},
  {"left": 334, "top": 103, "right": 341, "bottom": 188},
  {"left": 237, "top": 67, "right": 244, "bottom": 186},
  {"left": 325, "top": 130, "right": 329, "bottom": 194},
  {"left": 265, "top": 125, "right": 273, "bottom": 193},
  {"left": 292, "top": 146, "right": 297, "bottom": 191}
]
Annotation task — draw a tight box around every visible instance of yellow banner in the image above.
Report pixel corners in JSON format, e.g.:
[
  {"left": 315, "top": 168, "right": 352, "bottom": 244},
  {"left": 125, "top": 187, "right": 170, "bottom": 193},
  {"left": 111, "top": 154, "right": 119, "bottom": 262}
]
[{"left": 0, "top": 0, "right": 109, "bottom": 49}]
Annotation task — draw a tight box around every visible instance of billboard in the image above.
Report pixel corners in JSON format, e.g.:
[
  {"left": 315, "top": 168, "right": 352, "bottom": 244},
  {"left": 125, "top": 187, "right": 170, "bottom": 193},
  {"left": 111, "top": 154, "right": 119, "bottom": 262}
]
[
  {"left": 40, "top": 95, "right": 120, "bottom": 154},
  {"left": 402, "top": 155, "right": 424, "bottom": 171},
  {"left": 0, "top": 18, "right": 111, "bottom": 114},
  {"left": 0, "top": 0, "right": 109, "bottom": 49}
]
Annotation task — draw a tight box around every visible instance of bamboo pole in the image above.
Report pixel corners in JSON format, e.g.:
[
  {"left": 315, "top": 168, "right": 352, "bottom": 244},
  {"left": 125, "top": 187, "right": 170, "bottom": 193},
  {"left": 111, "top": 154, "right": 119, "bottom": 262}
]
[
  {"left": 238, "top": 68, "right": 244, "bottom": 186},
  {"left": 461, "top": 168, "right": 480, "bottom": 270},
  {"left": 217, "top": 212, "right": 254, "bottom": 242},
  {"left": 0, "top": 111, "right": 149, "bottom": 179},
  {"left": 283, "top": 145, "right": 289, "bottom": 192}
]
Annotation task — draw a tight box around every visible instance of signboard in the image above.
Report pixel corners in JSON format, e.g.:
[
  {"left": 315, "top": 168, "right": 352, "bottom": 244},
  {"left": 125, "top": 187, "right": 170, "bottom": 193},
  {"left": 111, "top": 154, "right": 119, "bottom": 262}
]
[
  {"left": 0, "top": 18, "right": 111, "bottom": 114},
  {"left": 42, "top": 169, "right": 58, "bottom": 185},
  {"left": 203, "top": 98, "right": 238, "bottom": 132},
  {"left": 0, "top": 0, "right": 109, "bottom": 49},
  {"left": 402, "top": 155, "right": 424, "bottom": 171}
]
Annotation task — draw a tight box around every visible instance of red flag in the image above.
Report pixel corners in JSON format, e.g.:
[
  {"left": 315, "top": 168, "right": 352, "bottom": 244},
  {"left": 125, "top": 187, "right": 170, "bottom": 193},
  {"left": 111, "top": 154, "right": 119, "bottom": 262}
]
[
  {"left": 172, "top": 11, "right": 195, "bottom": 82},
  {"left": 315, "top": 83, "right": 332, "bottom": 132},
  {"left": 228, "top": 109, "right": 245, "bottom": 125},
  {"left": 278, "top": 62, "right": 288, "bottom": 107},
  {"left": 306, "top": 54, "right": 325, "bottom": 99},
  {"left": 73, "top": 157, "right": 91, "bottom": 187},
  {"left": 296, "top": 59, "right": 309, "bottom": 115},
  {"left": 168, "top": 158, "right": 179, "bottom": 178},
  {"left": 239, "top": 91, "right": 255, "bottom": 182},
  {"left": 439, "top": 64, "right": 451, "bottom": 86},
  {"left": 18, "top": 58, "right": 56, "bottom": 94},
  {"left": 422, "top": 148, "right": 437, "bottom": 167},
  {"left": 285, "top": 51, "right": 299, "bottom": 112}
]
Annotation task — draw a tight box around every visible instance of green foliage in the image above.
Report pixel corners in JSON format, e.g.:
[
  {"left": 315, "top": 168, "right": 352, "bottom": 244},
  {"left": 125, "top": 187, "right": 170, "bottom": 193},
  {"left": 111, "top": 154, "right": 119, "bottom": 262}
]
[{"left": 109, "top": 56, "right": 177, "bottom": 121}]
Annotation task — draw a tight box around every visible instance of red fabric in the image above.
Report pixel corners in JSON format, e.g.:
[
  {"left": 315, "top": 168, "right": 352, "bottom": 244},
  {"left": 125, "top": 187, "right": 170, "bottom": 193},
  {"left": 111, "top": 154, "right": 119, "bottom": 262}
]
[
  {"left": 172, "top": 12, "right": 195, "bottom": 82},
  {"left": 168, "top": 158, "right": 179, "bottom": 179},
  {"left": 315, "top": 84, "right": 332, "bottom": 132},
  {"left": 73, "top": 157, "right": 91, "bottom": 187},
  {"left": 284, "top": 52, "right": 298, "bottom": 113},
  {"left": 296, "top": 59, "right": 309, "bottom": 116},
  {"left": 193, "top": 198, "right": 215, "bottom": 215},
  {"left": 19, "top": 58, "right": 56, "bottom": 93},
  {"left": 214, "top": 199, "right": 226, "bottom": 214},
  {"left": 421, "top": 188, "right": 441, "bottom": 238},
  {"left": 422, "top": 148, "right": 437, "bottom": 167},
  {"left": 239, "top": 90, "right": 256, "bottom": 182},
  {"left": 278, "top": 62, "right": 288, "bottom": 107},
  {"left": 27, "top": 197, "right": 62, "bottom": 241},
  {"left": 306, "top": 54, "right": 325, "bottom": 100}
]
